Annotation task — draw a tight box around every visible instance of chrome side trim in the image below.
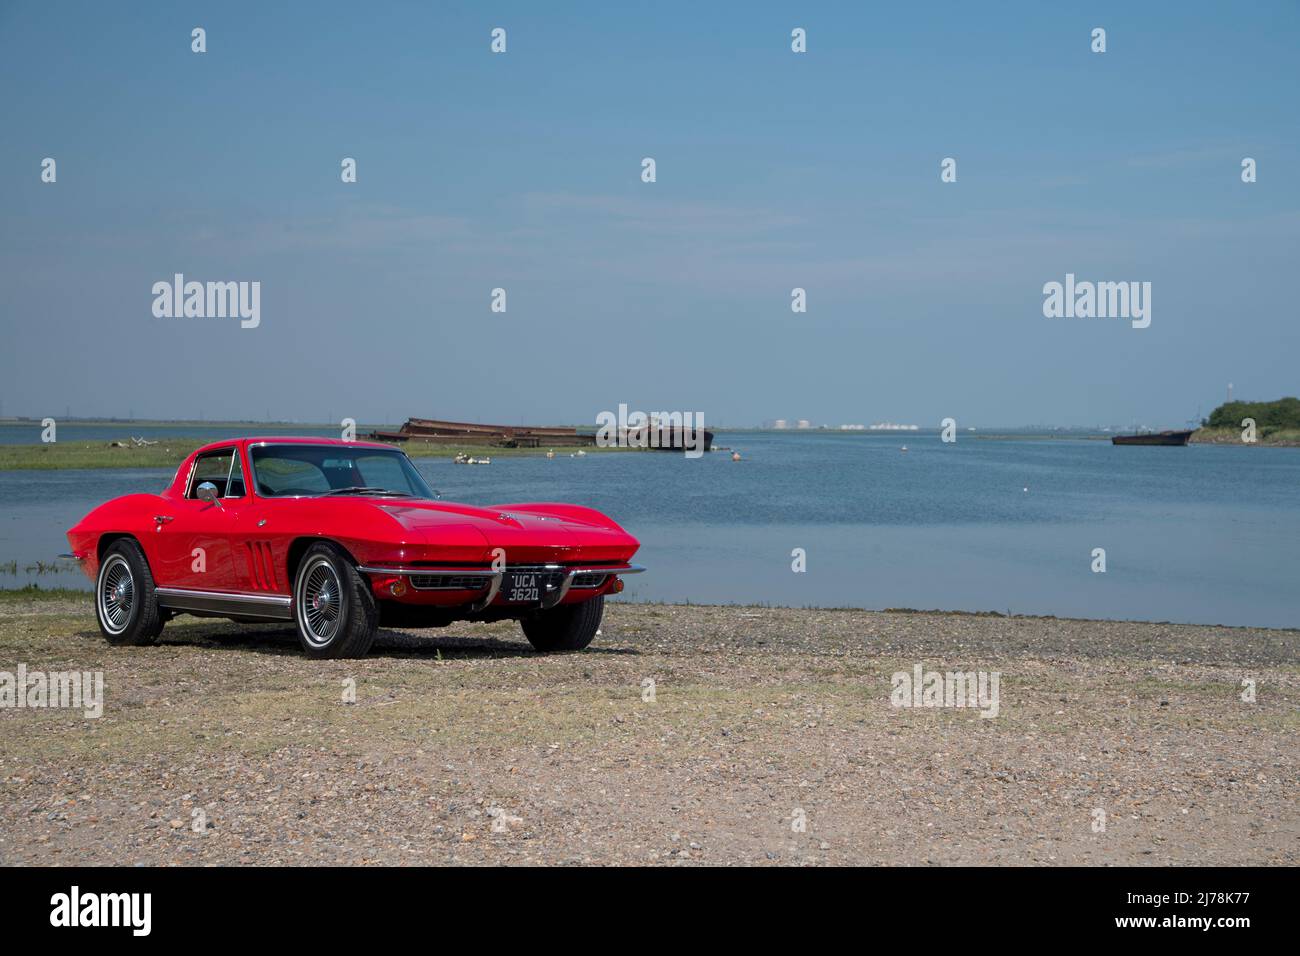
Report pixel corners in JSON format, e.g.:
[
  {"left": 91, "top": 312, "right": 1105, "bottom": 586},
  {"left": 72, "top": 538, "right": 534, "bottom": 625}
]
[{"left": 155, "top": 587, "right": 293, "bottom": 620}]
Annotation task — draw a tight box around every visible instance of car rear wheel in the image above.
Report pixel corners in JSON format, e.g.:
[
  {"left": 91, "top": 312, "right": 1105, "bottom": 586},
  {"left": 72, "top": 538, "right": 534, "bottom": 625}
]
[
  {"left": 95, "top": 539, "right": 164, "bottom": 646},
  {"left": 292, "top": 542, "right": 377, "bottom": 658},
  {"left": 520, "top": 594, "right": 604, "bottom": 652}
]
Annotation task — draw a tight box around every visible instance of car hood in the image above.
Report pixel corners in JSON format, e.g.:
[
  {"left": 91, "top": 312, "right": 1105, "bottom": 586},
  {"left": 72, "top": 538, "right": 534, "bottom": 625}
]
[{"left": 375, "top": 500, "right": 638, "bottom": 564}]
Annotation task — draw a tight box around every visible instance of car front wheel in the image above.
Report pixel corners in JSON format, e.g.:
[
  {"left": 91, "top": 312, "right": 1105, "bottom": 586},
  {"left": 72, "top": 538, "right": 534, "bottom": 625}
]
[
  {"left": 520, "top": 594, "right": 604, "bottom": 652},
  {"left": 95, "top": 539, "right": 164, "bottom": 646},
  {"left": 292, "top": 542, "right": 377, "bottom": 659}
]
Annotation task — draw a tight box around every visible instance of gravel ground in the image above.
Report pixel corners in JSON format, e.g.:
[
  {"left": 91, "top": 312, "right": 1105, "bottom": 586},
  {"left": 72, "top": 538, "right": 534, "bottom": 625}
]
[{"left": 1, "top": 596, "right": 1296, "bottom": 866}]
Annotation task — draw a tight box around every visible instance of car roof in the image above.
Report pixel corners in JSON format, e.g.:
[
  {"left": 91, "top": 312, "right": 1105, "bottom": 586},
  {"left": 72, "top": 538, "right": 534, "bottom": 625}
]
[{"left": 192, "top": 436, "right": 398, "bottom": 455}]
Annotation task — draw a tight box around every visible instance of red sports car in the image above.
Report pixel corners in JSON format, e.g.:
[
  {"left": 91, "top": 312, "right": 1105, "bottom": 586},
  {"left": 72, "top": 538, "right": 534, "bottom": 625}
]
[{"left": 65, "top": 438, "right": 643, "bottom": 657}]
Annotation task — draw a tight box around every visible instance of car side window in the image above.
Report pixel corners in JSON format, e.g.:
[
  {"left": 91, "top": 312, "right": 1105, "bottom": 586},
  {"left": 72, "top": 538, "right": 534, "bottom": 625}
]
[
  {"left": 226, "top": 452, "right": 247, "bottom": 498},
  {"left": 188, "top": 450, "right": 234, "bottom": 498}
]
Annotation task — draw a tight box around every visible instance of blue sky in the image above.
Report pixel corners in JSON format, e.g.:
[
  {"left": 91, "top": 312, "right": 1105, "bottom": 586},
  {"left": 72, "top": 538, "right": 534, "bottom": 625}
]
[{"left": 1, "top": 1, "right": 1296, "bottom": 427}]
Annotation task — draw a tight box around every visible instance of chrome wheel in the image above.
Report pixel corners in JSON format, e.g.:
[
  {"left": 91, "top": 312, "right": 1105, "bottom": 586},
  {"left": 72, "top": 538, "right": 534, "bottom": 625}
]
[
  {"left": 97, "top": 554, "right": 135, "bottom": 635},
  {"left": 297, "top": 557, "right": 343, "bottom": 648}
]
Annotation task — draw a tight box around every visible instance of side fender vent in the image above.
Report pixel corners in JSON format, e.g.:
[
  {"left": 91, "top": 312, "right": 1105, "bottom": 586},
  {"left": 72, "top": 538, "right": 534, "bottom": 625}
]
[{"left": 246, "top": 541, "right": 278, "bottom": 590}]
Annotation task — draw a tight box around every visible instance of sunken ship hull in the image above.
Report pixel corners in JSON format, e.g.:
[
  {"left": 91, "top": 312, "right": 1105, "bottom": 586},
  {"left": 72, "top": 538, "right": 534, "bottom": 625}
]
[{"left": 1111, "top": 430, "right": 1194, "bottom": 446}]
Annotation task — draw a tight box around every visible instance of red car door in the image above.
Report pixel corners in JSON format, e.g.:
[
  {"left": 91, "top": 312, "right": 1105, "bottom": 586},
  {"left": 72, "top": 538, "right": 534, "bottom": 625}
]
[
  {"left": 229, "top": 498, "right": 292, "bottom": 595},
  {"left": 151, "top": 447, "right": 243, "bottom": 591}
]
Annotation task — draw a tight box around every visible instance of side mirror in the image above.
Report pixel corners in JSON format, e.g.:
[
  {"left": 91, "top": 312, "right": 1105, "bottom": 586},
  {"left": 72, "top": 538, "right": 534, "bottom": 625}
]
[{"left": 196, "top": 481, "right": 222, "bottom": 506}]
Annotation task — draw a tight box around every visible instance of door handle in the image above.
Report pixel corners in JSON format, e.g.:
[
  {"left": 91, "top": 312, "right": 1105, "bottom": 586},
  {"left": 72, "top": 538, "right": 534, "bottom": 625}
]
[{"left": 153, "top": 515, "right": 174, "bottom": 524}]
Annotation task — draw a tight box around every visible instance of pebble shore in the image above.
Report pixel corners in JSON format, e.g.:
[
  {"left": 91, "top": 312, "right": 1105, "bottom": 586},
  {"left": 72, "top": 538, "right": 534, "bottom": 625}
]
[{"left": 1, "top": 597, "right": 1295, "bottom": 865}]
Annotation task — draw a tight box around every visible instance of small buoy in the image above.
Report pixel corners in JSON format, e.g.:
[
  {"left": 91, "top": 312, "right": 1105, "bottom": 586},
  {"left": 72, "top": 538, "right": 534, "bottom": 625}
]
[
  {"left": 900, "top": 445, "right": 908, "bottom": 452},
  {"left": 1022, "top": 486, "right": 1029, "bottom": 493}
]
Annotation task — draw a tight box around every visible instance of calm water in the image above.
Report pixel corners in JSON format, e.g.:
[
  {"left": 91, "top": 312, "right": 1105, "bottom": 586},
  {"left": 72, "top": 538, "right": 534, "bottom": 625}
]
[{"left": 1, "top": 431, "right": 1296, "bottom": 628}]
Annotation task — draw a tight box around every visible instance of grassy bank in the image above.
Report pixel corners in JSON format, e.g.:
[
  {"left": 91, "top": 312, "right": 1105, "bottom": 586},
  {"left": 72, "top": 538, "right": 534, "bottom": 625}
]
[
  {"left": 1195, "top": 397, "right": 1300, "bottom": 446},
  {"left": 0, "top": 441, "right": 195, "bottom": 470},
  {"left": 0, "top": 583, "right": 88, "bottom": 603},
  {"left": 1191, "top": 426, "right": 1300, "bottom": 446},
  {"left": 0, "top": 439, "right": 641, "bottom": 470}
]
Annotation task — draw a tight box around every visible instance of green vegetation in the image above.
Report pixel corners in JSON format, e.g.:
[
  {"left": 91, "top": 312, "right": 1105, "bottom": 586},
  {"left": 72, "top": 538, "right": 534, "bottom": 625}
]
[
  {"left": 1205, "top": 396, "right": 1300, "bottom": 429},
  {"left": 0, "top": 438, "right": 633, "bottom": 470},
  {"left": 0, "top": 441, "right": 194, "bottom": 470},
  {"left": 0, "top": 583, "right": 87, "bottom": 602},
  {"left": 1194, "top": 397, "right": 1300, "bottom": 446}
]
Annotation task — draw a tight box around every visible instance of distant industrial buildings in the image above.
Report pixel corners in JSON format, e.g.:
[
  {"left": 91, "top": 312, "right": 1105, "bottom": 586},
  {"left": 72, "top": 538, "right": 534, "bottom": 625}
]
[{"left": 761, "top": 419, "right": 916, "bottom": 431}]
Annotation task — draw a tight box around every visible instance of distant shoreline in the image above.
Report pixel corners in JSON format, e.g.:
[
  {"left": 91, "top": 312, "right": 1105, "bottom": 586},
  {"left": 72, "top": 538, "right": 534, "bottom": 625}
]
[
  {"left": 2, "top": 427, "right": 1297, "bottom": 470},
  {"left": 0, "top": 438, "right": 649, "bottom": 471}
]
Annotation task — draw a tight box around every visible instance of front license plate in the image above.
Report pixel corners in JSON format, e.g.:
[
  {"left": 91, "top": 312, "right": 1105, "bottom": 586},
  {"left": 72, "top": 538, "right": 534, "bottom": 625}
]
[{"left": 504, "top": 572, "right": 541, "bottom": 603}]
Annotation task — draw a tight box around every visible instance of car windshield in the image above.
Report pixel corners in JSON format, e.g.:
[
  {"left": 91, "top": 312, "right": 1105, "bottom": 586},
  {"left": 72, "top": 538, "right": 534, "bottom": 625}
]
[{"left": 249, "top": 444, "right": 436, "bottom": 499}]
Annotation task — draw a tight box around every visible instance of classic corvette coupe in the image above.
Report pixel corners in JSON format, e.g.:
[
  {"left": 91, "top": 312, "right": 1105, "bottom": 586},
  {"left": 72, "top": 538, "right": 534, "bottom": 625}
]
[{"left": 65, "top": 438, "right": 643, "bottom": 657}]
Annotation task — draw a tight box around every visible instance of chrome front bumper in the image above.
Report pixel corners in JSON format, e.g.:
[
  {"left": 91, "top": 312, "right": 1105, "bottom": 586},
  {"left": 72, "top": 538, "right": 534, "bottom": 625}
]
[{"left": 356, "top": 563, "right": 645, "bottom": 610}]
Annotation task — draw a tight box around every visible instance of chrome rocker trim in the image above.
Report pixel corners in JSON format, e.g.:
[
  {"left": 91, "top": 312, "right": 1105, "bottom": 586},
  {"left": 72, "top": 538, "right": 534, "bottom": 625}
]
[{"left": 154, "top": 587, "right": 293, "bottom": 621}]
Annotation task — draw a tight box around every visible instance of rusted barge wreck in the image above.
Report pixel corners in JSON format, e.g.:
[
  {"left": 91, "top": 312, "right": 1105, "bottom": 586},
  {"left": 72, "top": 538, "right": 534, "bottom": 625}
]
[
  {"left": 369, "top": 417, "right": 713, "bottom": 452},
  {"left": 369, "top": 418, "right": 594, "bottom": 448}
]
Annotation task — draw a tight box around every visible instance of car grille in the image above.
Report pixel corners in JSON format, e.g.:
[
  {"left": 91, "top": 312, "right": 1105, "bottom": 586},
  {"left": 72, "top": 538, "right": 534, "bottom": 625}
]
[
  {"left": 406, "top": 568, "right": 610, "bottom": 592},
  {"left": 408, "top": 574, "right": 491, "bottom": 591}
]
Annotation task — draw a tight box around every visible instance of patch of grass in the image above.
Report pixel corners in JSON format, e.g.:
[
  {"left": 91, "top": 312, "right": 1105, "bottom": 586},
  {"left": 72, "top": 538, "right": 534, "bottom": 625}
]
[
  {"left": 0, "top": 584, "right": 89, "bottom": 602},
  {"left": 0, "top": 441, "right": 197, "bottom": 470},
  {"left": 1191, "top": 426, "right": 1300, "bottom": 447},
  {"left": 0, "top": 439, "right": 652, "bottom": 471}
]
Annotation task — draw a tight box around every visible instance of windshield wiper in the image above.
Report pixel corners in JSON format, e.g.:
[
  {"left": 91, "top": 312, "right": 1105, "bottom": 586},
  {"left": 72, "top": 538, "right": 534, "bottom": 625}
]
[{"left": 321, "top": 487, "right": 413, "bottom": 497}]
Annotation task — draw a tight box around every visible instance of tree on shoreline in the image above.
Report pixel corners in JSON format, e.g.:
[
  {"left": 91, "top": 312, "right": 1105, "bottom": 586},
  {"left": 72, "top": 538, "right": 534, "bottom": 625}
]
[{"left": 1203, "top": 397, "right": 1300, "bottom": 435}]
